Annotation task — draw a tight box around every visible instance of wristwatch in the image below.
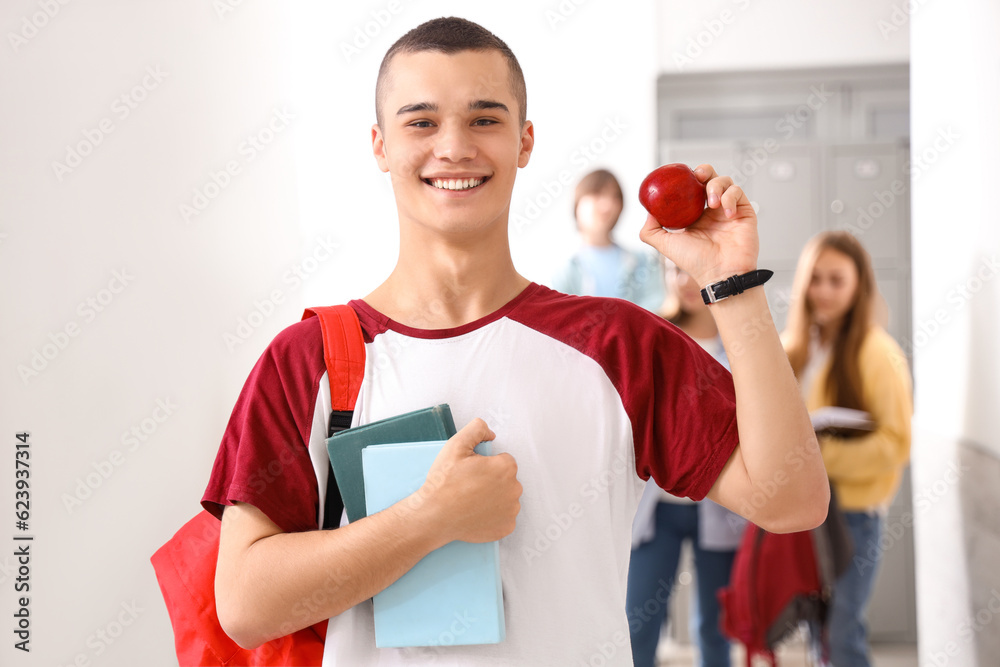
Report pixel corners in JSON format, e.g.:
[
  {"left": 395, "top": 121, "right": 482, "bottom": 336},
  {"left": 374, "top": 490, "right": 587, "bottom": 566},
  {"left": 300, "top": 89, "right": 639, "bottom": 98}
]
[{"left": 701, "top": 270, "right": 774, "bottom": 305}]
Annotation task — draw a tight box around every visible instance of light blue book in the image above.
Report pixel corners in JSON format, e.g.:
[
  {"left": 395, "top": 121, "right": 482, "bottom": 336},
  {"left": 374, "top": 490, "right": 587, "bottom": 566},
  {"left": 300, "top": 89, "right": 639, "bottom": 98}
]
[{"left": 362, "top": 440, "right": 505, "bottom": 648}]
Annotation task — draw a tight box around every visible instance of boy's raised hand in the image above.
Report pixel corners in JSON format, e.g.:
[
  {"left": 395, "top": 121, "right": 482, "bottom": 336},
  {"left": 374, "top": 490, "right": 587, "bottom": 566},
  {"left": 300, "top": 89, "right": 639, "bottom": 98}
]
[
  {"left": 409, "top": 418, "right": 522, "bottom": 544},
  {"left": 640, "top": 164, "right": 760, "bottom": 290}
]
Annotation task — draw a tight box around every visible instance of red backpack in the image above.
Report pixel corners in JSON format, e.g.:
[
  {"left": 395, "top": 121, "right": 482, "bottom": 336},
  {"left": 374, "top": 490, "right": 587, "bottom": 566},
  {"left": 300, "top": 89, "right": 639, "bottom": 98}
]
[
  {"left": 150, "top": 305, "right": 366, "bottom": 666},
  {"left": 718, "top": 487, "right": 852, "bottom": 667}
]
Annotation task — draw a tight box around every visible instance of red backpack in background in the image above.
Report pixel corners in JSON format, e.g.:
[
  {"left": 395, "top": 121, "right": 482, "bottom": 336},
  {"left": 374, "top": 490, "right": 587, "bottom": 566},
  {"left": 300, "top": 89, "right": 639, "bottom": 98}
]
[
  {"left": 718, "top": 486, "right": 852, "bottom": 667},
  {"left": 150, "top": 305, "right": 365, "bottom": 666}
]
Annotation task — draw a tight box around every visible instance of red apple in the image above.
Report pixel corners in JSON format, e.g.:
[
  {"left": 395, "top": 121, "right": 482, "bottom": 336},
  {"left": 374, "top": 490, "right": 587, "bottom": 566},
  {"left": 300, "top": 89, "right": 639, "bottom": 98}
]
[{"left": 638, "top": 163, "right": 707, "bottom": 230}]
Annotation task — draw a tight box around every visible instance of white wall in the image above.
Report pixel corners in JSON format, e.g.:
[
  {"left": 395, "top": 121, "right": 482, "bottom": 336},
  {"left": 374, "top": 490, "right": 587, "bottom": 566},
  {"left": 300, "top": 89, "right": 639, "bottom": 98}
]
[
  {"left": 911, "top": 0, "right": 1000, "bottom": 664},
  {"left": 657, "top": 0, "right": 909, "bottom": 73},
  {"left": 0, "top": 1, "right": 656, "bottom": 664},
  {"left": 1, "top": 2, "right": 305, "bottom": 664},
  {"left": 910, "top": 0, "right": 1000, "bottom": 456}
]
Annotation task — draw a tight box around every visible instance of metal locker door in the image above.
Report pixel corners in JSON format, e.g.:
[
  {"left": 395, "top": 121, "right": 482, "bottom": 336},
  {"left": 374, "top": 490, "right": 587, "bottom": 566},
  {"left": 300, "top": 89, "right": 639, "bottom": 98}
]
[
  {"left": 737, "top": 143, "right": 823, "bottom": 273},
  {"left": 661, "top": 142, "right": 738, "bottom": 181},
  {"left": 825, "top": 143, "right": 910, "bottom": 269}
]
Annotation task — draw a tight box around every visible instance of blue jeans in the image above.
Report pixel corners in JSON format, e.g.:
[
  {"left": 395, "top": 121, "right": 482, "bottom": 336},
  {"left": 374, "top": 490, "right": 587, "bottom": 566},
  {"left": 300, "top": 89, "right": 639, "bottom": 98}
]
[
  {"left": 819, "top": 511, "right": 883, "bottom": 667},
  {"left": 626, "top": 502, "right": 736, "bottom": 667}
]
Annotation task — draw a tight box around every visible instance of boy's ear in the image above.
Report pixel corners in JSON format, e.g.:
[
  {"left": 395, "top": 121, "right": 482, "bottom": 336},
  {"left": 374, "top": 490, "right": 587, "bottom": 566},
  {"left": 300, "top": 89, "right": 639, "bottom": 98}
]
[
  {"left": 372, "top": 124, "right": 390, "bottom": 173},
  {"left": 518, "top": 120, "right": 534, "bottom": 168}
]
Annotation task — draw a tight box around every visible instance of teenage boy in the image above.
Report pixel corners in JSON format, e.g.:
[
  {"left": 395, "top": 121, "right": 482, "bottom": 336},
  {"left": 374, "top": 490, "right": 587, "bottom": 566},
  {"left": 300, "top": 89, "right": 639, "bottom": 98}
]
[{"left": 204, "top": 16, "right": 829, "bottom": 666}]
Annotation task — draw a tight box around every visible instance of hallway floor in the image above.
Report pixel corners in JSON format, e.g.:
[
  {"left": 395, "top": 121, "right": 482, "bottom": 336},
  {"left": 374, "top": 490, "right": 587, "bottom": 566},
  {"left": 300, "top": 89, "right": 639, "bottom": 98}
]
[{"left": 657, "top": 637, "right": 918, "bottom": 666}]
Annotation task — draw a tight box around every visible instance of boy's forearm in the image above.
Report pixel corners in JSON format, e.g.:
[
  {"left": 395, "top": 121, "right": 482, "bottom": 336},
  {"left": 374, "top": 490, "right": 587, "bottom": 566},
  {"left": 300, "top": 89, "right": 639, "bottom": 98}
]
[
  {"left": 218, "top": 497, "right": 449, "bottom": 649},
  {"left": 710, "top": 288, "right": 829, "bottom": 530}
]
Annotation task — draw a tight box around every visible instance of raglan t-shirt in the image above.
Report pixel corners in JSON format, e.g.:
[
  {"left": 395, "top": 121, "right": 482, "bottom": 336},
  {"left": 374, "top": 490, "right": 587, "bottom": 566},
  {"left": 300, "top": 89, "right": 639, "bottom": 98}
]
[{"left": 202, "top": 282, "right": 740, "bottom": 666}]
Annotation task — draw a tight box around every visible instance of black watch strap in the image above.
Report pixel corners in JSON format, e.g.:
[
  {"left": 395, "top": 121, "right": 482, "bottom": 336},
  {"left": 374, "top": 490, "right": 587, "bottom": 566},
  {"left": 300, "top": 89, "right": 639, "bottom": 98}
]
[{"left": 701, "top": 270, "right": 774, "bottom": 305}]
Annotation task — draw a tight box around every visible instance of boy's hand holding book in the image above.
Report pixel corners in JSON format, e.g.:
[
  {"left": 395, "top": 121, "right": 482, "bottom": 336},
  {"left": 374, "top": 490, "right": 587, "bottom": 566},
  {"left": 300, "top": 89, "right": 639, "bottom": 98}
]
[{"left": 411, "top": 418, "right": 522, "bottom": 544}]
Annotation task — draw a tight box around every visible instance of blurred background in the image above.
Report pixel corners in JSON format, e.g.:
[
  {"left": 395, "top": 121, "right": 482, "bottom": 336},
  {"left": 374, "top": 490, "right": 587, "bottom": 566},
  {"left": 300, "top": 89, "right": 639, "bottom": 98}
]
[{"left": 1, "top": 0, "right": 997, "bottom": 665}]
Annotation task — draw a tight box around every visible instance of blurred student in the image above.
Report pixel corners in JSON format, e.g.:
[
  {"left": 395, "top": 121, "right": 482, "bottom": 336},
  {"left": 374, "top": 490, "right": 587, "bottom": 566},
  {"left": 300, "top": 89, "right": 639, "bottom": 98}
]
[
  {"left": 626, "top": 263, "right": 747, "bottom": 667},
  {"left": 551, "top": 169, "right": 663, "bottom": 310},
  {"left": 782, "top": 231, "right": 912, "bottom": 667}
]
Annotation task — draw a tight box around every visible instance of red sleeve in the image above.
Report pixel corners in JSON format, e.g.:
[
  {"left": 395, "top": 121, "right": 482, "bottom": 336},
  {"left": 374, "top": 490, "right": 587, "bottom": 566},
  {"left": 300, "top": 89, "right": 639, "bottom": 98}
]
[
  {"left": 623, "top": 311, "right": 739, "bottom": 500},
  {"left": 201, "top": 317, "right": 328, "bottom": 533},
  {"left": 511, "top": 287, "right": 739, "bottom": 501}
]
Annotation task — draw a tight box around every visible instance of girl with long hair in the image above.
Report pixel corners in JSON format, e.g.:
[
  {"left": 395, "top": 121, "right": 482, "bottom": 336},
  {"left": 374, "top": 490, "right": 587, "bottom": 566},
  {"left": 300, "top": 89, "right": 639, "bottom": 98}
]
[{"left": 782, "top": 231, "right": 912, "bottom": 667}]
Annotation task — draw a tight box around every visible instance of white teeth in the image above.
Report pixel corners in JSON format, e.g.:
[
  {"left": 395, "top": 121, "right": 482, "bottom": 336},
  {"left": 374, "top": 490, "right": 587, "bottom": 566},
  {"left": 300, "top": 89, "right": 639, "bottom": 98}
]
[{"left": 430, "top": 177, "right": 484, "bottom": 191}]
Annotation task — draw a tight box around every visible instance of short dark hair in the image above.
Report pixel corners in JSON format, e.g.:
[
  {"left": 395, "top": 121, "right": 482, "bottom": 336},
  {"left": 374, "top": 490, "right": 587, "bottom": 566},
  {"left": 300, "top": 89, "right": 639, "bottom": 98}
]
[
  {"left": 375, "top": 17, "right": 527, "bottom": 128},
  {"left": 573, "top": 169, "right": 624, "bottom": 222}
]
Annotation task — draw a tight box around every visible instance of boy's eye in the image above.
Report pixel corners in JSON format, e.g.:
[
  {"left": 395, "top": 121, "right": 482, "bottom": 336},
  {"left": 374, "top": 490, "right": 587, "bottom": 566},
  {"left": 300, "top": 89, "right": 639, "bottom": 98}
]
[
  {"left": 408, "top": 120, "right": 434, "bottom": 128},
  {"left": 473, "top": 118, "right": 498, "bottom": 126}
]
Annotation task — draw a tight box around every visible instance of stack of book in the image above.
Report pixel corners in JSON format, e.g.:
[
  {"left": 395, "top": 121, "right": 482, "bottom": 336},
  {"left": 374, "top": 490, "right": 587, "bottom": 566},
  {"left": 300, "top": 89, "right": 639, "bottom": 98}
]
[{"left": 326, "top": 404, "right": 505, "bottom": 648}]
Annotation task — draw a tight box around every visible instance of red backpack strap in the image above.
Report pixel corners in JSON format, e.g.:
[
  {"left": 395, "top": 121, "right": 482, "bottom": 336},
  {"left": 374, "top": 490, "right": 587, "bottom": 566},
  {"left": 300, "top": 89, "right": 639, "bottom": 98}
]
[
  {"left": 151, "top": 306, "right": 365, "bottom": 666},
  {"left": 302, "top": 305, "right": 366, "bottom": 413},
  {"left": 303, "top": 305, "right": 365, "bottom": 530}
]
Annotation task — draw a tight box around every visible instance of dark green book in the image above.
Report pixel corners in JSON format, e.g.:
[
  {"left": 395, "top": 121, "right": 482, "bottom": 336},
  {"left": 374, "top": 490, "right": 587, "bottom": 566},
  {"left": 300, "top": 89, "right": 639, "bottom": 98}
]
[{"left": 327, "top": 404, "right": 457, "bottom": 523}]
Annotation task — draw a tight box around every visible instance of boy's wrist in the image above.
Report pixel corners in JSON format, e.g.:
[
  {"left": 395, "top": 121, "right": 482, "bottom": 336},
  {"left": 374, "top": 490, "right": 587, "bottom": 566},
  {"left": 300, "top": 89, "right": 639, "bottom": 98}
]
[
  {"left": 396, "top": 488, "right": 453, "bottom": 551},
  {"left": 701, "top": 270, "right": 773, "bottom": 305},
  {"left": 708, "top": 287, "right": 774, "bottom": 331}
]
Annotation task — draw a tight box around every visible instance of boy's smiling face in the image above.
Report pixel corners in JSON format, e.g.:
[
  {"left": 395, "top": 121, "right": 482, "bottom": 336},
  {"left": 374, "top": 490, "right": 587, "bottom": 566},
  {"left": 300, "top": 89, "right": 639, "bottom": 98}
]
[{"left": 372, "top": 49, "right": 533, "bottom": 239}]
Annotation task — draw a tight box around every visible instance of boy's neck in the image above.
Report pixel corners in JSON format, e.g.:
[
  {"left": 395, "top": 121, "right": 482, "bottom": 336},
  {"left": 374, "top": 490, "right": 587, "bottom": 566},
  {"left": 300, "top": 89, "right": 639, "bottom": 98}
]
[{"left": 363, "top": 225, "right": 530, "bottom": 330}]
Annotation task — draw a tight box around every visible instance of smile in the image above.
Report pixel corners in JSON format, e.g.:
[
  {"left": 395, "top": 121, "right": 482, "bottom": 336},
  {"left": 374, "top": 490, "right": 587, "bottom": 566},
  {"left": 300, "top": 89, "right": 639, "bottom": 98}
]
[{"left": 424, "top": 176, "right": 489, "bottom": 191}]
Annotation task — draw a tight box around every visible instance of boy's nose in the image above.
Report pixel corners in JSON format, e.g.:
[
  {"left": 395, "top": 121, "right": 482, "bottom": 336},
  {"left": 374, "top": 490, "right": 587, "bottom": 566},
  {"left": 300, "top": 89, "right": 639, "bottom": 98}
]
[{"left": 434, "top": 125, "right": 477, "bottom": 162}]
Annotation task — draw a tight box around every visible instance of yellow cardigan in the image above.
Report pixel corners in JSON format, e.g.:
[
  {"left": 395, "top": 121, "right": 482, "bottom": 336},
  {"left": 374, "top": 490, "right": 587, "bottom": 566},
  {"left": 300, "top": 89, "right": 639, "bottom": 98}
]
[{"left": 806, "top": 326, "right": 913, "bottom": 512}]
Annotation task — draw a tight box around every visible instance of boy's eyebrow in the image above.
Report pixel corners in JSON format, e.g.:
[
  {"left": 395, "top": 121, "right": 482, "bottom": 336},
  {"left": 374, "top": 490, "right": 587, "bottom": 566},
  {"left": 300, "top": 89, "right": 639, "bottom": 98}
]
[
  {"left": 469, "top": 99, "right": 509, "bottom": 114},
  {"left": 396, "top": 102, "right": 437, "bottom": 116},
  {"left": 395, "top": 100, "right": 510, "bottom": 116}
]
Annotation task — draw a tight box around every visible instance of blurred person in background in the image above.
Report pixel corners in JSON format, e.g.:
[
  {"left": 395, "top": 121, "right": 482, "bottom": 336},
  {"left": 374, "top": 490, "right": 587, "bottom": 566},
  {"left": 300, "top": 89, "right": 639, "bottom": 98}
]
[
  {"left": 626, "top": 261, "right": 747, "bottom": 667},
  {"left": 782, "top": 231, "right": 912, "bottom": 667},
  {"left": 551, "top": 169, "right": 663, "bottom": 311}
]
